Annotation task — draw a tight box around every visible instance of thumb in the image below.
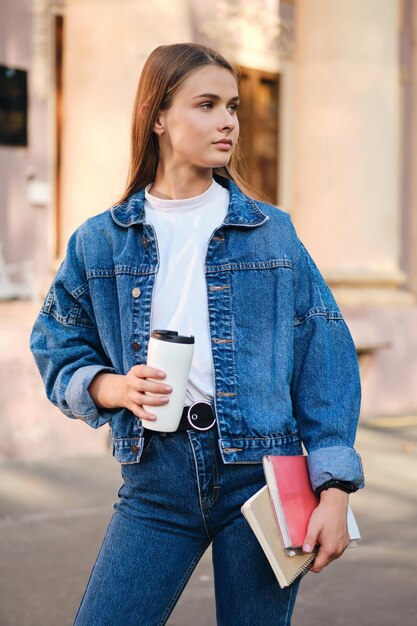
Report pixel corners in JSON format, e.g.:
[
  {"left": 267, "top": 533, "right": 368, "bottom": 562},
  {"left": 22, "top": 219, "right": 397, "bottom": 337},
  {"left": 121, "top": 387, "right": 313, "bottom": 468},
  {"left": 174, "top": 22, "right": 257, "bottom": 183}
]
[{"left": 302, "top": 518, "right": 319, "bottom": 553}]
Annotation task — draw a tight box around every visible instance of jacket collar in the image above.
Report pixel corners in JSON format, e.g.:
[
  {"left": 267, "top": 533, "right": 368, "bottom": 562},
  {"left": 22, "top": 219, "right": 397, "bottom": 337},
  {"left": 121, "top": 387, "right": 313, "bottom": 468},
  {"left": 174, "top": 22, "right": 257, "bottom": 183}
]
[{"left": 110, "top": 175, "right": 269, "bottom": 229}]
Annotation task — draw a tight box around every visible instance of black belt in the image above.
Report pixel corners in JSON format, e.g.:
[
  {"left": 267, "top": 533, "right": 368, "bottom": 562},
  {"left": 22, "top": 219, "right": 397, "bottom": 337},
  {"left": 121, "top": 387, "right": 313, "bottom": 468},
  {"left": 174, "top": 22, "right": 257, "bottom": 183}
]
[{"left": 150, "top": 401, "right": 216, "bottom": 433}]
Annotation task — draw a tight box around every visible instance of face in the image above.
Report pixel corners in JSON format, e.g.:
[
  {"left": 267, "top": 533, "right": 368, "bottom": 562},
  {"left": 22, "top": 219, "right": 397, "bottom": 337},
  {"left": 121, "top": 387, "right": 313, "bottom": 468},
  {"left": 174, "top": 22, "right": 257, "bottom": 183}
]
[{"left": 155, "top": 65, "right": 240, "bottom": 171}]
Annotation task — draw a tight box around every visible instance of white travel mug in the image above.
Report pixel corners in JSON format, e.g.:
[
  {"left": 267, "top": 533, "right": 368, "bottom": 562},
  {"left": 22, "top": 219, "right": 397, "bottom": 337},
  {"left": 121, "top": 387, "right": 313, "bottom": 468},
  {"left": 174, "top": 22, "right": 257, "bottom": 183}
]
[{"left": 142, "top": 329, "right": 195, "bottom": 432}]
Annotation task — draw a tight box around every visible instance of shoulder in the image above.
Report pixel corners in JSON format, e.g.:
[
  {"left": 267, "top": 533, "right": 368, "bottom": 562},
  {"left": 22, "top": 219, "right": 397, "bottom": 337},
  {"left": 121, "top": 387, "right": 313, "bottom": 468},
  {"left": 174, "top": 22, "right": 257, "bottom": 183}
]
[
  {"left": 76, "top": 208, "right": 115, "bottom": 240},
  {"left": 253, "top": 199, "right": 293, "bottom": 226},
  {"left": 58, "top": 209, "right": 119, "bottom": 284},
  {"left": 66, "top": 208, "right": 120, "bottom": 257},
  {"left": 247, "top": 196, "right": 299, "bottom": 250}
]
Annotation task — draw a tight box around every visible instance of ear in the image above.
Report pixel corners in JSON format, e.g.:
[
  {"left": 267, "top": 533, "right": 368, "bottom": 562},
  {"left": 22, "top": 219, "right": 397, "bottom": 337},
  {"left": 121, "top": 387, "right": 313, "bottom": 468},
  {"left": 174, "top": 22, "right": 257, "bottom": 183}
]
[
  {"left": 153, "top": 111, "right": 166, "bottom": 136},
  {"left": 139, "top": 103, "right": 148, "bottom": 119}
]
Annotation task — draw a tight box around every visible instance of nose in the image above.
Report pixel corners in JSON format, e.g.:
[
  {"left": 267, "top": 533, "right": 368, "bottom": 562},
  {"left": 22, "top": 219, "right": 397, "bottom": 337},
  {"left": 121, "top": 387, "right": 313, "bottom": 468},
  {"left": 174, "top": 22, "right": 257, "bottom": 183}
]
[{"left": 219, "top": 107, "right": 237, "bottom": 132}]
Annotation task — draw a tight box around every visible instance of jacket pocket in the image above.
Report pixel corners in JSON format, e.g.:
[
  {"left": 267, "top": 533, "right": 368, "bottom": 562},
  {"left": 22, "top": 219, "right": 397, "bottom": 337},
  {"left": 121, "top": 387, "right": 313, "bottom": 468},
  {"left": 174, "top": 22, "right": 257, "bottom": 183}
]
[{"left": 111, "top": 433, "right": 156, "bottom": 464}]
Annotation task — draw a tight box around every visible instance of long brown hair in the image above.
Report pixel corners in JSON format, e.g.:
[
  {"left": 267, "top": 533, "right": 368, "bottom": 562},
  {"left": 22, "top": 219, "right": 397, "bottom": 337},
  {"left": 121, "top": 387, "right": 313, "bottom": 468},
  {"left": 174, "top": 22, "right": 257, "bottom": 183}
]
[{"left": 116, "top": 42, "right": 265, "bottom": 205}]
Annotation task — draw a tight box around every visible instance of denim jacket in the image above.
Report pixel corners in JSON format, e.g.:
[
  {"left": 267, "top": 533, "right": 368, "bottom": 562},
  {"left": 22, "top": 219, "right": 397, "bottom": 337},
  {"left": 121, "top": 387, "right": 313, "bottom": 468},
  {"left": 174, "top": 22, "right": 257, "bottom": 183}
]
[{"left": 30, "top": 176, "right": 364, "bottom": 492}]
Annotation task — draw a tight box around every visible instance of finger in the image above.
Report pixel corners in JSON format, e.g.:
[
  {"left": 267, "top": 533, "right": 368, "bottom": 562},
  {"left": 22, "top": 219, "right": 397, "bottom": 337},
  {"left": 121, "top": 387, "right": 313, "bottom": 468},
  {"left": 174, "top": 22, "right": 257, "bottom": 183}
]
[
  {"left": 130, "top": 404, "right": 157, "bottom": 421},
  {"left": 138, "top": 392, "right": 170, "bottom": 406},
  {"left": 309, "top": 547, "right": 334, "bottom": 573},
  {"left": 140, "top": 413, "right": 157, "bottom": 422},
  {"left": 131, "top": 364, "right": 166, "bottom": 379},
  {"left": 310, "top": 542, "right": 346, "bottom": 573},
  {"left": 302, "top": 526, "right": 319, "bottom": 555},
  {"left": 138, "top": 380, "right": 173, "bottom": 395},
  {"left": 129, "top": 391, "right": 168, "bottom": 407}
]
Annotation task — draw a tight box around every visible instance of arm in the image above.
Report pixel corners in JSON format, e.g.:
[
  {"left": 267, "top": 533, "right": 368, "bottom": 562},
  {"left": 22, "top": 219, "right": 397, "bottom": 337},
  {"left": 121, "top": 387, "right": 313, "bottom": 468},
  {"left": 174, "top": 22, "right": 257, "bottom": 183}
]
[
  {"left": 287, "top": 218, "right": 364, "bottom": 570},
  {"left": 30, "top": 228, "right": 117, "bottom": 428},
  {"left": 30, "top": 228, "right": 173, "bottom": 428},
  {"left": 289, "top": 221, "right": 364, "bottom": 492}
]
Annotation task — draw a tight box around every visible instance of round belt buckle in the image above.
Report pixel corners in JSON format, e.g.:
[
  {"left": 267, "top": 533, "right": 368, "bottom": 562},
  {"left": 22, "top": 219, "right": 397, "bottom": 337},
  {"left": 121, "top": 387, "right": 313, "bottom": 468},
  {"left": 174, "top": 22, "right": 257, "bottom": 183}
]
[{"left": 187, "top": 401, "right": 216, "bottom": 431}]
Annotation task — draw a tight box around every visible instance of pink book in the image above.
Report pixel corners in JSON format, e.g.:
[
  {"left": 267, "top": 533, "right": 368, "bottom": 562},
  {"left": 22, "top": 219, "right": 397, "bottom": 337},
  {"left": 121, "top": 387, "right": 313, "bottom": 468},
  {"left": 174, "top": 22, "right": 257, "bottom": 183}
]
[
  {"left": 262, "top": 455, "right": 318, "bottom": 549},
  {"left": 262, "top": 455, "right": 361, "bottom": 551}
]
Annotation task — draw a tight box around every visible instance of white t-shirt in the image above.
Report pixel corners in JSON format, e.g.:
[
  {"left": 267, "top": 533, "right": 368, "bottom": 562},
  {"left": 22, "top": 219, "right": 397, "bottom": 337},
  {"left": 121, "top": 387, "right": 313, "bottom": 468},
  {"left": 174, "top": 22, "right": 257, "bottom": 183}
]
[{"left": 144, "top": 179, "right": 229, "bottom": 405}]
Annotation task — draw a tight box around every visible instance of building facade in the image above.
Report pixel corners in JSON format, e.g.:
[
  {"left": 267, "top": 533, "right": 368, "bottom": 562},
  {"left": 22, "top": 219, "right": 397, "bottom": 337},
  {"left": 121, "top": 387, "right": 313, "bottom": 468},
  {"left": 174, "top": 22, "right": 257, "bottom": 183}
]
[{"left": 1, "top": 0, "right": 417, "bottom": 460}]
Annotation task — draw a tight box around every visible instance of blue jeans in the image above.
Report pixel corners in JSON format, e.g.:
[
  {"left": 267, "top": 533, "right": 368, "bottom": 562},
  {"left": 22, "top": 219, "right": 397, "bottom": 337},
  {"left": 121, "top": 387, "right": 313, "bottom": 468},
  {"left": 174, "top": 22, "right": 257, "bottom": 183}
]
[{"left": 73, "top": 428, "right": 300, "bottom": 625}]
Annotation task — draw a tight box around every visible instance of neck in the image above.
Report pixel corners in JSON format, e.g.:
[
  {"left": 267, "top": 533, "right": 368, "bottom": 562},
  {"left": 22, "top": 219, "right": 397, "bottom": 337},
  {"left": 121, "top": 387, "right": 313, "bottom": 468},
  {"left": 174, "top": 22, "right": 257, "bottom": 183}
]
[{"left": 150, "top": 164, "right": 214, "bottom": 200}]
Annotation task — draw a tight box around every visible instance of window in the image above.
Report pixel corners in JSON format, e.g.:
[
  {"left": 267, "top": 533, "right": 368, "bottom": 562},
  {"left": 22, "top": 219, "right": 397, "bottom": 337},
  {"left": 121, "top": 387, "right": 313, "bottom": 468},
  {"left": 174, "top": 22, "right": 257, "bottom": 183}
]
[{"left": 0, "top": 65, "right": 28, "bottom": 147}]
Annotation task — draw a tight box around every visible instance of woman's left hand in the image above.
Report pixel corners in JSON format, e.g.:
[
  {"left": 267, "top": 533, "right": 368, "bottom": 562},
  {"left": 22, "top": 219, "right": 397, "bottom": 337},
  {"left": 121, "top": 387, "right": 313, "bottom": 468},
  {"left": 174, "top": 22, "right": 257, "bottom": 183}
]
[{"left": 302, "top": 488, "right": 350, "bottom": 573}]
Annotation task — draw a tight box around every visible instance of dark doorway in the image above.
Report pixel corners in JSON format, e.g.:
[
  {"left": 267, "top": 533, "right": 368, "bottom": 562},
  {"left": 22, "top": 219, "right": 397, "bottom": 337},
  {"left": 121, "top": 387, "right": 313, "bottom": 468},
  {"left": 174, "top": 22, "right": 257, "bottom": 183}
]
[{"left": 238, "top": 67, "right": 280, "bottom": 204}]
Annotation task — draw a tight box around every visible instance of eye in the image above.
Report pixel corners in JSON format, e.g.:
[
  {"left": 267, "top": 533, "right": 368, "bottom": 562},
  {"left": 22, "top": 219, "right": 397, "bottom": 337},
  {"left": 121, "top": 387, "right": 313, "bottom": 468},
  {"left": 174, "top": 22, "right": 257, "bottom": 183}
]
[
  {"left": 199, "top": 102, "right": 214, "bottom": 110},
  {"left": 228, "top": 103, "right": 240, "bottom": 113}
]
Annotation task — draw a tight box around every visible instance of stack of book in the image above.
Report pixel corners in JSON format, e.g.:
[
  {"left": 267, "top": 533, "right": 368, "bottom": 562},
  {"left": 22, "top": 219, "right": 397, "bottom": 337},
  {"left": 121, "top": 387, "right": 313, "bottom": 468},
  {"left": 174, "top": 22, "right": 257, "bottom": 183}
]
[{"left": 241, "top": 455, "right": 360, "bottom": 589}]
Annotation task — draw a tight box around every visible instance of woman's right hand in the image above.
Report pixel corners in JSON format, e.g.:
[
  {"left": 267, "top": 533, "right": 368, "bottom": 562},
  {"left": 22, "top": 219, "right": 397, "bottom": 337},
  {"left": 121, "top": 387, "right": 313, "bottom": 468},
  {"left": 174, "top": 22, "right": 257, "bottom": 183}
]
[{"left": 88, "top": 366, "right": 172, "bottom": 422}]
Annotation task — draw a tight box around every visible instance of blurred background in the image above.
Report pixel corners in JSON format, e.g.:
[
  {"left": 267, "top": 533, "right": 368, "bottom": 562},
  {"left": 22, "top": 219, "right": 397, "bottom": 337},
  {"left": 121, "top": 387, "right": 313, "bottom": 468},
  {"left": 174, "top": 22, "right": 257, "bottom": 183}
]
[
  {"left": 1, "top": 2, "right": 417, "bottom": 625},
  {"left": 2, "top": 0, "right": 417, "bottom": 462}
]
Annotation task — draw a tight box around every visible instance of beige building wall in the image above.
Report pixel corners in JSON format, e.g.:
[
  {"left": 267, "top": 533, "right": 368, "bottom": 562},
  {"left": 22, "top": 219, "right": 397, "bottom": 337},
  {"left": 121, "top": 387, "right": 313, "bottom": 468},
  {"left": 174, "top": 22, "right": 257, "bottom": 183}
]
[
  {"left": 292, "top": 0, "right": 409, "bottom": 306},
  {"left": 60, "top": 0, "right": 193, "bottom": 247},
  {"left": 292, "top": 0, "right": 417, "bottom": 420},
  {"left": 409, "top": 1, "right": 417, "bottom": 296},
  {"left": 0, "top": 0, "right": 108, "bottom": 462},
  {"left": 0, "top": 0, "right": 53, "bottom": 300}
]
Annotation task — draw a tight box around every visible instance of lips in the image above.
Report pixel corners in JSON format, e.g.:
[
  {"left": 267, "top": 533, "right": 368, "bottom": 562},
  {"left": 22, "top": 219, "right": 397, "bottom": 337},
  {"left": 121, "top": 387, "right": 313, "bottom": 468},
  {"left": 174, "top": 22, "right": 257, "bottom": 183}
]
[{"left": 214, "top": 139, "right": 232, "bottom": 146}]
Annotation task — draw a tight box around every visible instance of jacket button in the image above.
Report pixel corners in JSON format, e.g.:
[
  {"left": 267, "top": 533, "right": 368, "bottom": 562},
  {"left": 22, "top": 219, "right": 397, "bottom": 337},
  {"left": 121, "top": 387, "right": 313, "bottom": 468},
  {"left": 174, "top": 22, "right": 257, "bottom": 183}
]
[
  {"left": 132, "top": 342, "right": 141, "bottom": 351},
  {"left": 130, "top": 445, "right": 139, "bottom": 454},
  {"left": 142, "top": 237, "right": 150, "bottom": 248},
  {"left": 132, "top": 288, "right": 141, "bottom": 298}
]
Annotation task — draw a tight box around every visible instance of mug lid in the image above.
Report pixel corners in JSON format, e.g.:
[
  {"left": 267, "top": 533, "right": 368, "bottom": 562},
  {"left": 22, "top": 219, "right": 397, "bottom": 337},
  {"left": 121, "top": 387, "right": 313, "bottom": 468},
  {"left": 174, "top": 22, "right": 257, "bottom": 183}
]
[{"left": 151, "top": 329, "right": 195, "bottom": 344}]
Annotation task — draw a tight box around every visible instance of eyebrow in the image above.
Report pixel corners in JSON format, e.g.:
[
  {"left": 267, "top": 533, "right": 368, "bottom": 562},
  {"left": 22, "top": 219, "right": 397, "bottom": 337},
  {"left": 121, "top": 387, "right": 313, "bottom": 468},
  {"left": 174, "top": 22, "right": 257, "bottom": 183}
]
[{"left": 192, "top": 93, "right": 240, "bottom": 101}]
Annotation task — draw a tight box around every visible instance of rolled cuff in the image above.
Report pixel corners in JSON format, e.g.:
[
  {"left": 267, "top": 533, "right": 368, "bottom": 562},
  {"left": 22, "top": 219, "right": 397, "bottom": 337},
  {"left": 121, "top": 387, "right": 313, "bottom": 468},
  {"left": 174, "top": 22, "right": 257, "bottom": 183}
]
[
  {"left": 65, "top": 364, "right": 117, "bottom": 428},
  {"left": 307, "top": 446, "right": 365, "bottom": 492}
]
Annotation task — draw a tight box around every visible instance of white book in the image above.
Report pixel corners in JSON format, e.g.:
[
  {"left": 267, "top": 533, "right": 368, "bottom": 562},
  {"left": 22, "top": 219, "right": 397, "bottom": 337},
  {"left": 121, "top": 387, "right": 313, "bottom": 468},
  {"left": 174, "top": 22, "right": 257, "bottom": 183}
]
[{"left": 241, "top": 485, "right": 318, "bottom": 589}]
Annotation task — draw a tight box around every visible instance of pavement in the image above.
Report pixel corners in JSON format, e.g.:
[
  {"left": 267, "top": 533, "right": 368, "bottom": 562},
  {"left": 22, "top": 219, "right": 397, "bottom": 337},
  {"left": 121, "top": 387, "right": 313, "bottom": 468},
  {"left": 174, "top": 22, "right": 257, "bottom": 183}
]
[{"left": 0, "top": 423, "right": 416, "bottom": 626}]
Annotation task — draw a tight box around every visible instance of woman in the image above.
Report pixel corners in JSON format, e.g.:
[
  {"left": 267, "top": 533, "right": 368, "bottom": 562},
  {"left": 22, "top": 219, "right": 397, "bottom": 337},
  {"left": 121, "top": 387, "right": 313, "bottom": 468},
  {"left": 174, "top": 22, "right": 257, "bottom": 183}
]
[{"left": 30, "top": 43, "right": 364, "bottom": 625}]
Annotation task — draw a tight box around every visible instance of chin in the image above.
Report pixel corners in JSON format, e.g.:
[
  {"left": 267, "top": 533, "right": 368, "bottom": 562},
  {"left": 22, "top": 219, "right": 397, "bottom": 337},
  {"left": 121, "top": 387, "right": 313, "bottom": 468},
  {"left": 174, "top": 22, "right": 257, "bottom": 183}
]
[{"left": 206, "top": 157, "right": 232, "bottom": 168}]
